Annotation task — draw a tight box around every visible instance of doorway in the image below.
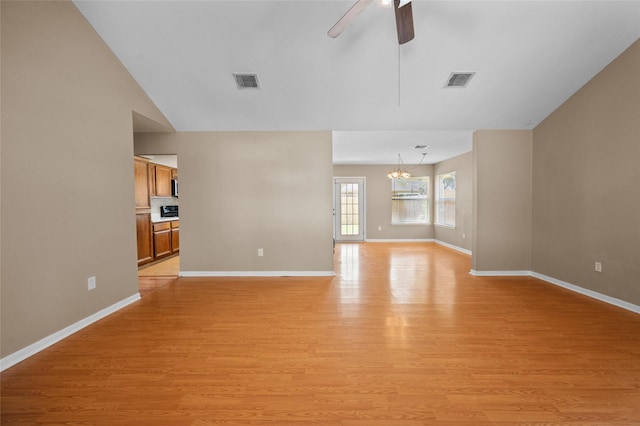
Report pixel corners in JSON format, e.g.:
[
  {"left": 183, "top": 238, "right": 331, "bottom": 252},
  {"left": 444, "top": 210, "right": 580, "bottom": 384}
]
[
  {"left": 334, "top": 177, "right": 365, "bottom": 242},
  {"left": 136, "top": 154, "right": 180, "bottom": 296}
]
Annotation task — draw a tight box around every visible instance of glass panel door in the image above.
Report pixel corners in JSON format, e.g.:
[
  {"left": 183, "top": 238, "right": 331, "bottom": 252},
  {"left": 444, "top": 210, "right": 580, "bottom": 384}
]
[{"left": 334, "top": 177, "right": 365, "bottom": 242}]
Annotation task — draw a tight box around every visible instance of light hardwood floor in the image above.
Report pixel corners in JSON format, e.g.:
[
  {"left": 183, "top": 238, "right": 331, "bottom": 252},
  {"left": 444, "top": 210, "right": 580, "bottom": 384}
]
[
  {"left": 2, "top": 243, "right": 639, "bottom": 425},
  {"left": 138, "top": 255, "right": 180, "bottom": 277},
  {"left": 138, "top": 255, "right": 180, "bottom": 297}
]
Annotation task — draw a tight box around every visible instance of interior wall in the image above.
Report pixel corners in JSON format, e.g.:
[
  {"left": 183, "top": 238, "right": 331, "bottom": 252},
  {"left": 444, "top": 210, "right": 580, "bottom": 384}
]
[
  {"left": 135, "top": 131, "right": 334, "bottom": 274},
  {"left": 532, "top": 39, "right": 640, "bottom": 305},
  {"left": 333, "top": 164, "right": 434, "bottom": 241},
  {"left": 1, "top": 1, "right": 172, "bottom": 358},
  {"left": 0, "top": 2, "right": 3, "bottom": 351},
  {"left": 472, "top": 130, "right": 533, "bottom": 272},
  {"left": 433, "top": 152, "right": 473, "bottom": 251}
]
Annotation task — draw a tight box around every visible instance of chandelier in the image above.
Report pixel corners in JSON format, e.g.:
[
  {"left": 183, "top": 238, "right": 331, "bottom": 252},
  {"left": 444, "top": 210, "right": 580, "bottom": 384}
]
[{"left": 387, "top": 154, "right": 411, "bottom": 179}]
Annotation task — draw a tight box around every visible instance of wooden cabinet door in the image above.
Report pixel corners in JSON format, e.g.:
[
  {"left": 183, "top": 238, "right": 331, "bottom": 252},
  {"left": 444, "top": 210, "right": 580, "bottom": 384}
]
[
  {"left": 153, "top": 222, "right": 172, "bottom": 258},
  {"left": 155, "top": 165, "right": 173, "bottom": 197},
  {"left": 171, "top": 222, "right": 179, "bottom": 253},
  {"left": 134, "top": 158, "right": 150, "bottom": 209},
  {"left": 148, "top": 164, "right": 157, "bottom": 197},
  {"left": 136, "top": 213, "right": 153, "bottom": 265}
]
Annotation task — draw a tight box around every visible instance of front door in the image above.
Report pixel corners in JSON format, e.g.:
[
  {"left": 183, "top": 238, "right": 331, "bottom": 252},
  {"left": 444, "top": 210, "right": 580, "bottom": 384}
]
[{"left": 334, "top": 177, "right": 365, "bottom": 242}]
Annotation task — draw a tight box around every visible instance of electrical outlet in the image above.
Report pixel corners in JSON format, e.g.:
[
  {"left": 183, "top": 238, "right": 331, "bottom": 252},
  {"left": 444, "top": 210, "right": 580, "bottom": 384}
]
[
  {"left": 378, "top": 226, "right": 382, "bottom": 231},
  {"left": 462, "top": 232, "right": 466, "bottom": 239},
  {"left": 258, "top": 248, "right": 264, "bottom": 257},
  {"left": 595, "top": 262, "right": 602, "bottom": 272},
  {"left": 88, "top": 276, "right": 96, "bottom": 290}
]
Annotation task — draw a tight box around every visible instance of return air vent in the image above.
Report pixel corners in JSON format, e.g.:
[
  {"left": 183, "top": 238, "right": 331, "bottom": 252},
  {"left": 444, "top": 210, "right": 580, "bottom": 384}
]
[
  {"left": 446, "top": 72, "right": 475, "bottom": 88},
  {"left": 233, "top": 73, "right": 260, "bottom": 89}
]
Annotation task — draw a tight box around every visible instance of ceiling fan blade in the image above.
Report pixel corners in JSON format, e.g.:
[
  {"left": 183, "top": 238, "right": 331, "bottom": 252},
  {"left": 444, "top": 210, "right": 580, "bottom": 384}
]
[
  {"left": 328, "top": 0, "right": 373, "bottom": 38},
  {"left": 394, "top": 0, "right": 415, "bottom": 44}
]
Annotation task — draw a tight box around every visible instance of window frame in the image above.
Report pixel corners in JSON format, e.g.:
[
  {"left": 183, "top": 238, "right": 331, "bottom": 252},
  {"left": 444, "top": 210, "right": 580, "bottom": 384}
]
[
  {"left": 435, "top": 171, "right": 456, "bottom": 228},
  {"left": 390, "top": 176, "right": 430, "bottom": 225}
]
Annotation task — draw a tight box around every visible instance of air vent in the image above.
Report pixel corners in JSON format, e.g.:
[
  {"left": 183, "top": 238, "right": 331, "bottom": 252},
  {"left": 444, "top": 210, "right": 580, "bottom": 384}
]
[
  {"left": 446, "top": 72, "right": 475, "bottom": 88},
  {"left": 233, "top": 73, "right": 260, "bottom": 89}
]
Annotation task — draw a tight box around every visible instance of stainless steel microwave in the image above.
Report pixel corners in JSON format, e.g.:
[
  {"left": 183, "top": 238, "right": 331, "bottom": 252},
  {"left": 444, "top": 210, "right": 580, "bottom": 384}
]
[{"left": 171, "top": 179, "right": 178, "bottom": 198}]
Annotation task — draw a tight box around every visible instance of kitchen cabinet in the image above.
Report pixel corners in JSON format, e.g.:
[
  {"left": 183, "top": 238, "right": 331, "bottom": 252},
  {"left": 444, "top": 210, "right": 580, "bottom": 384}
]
[
  {"left": 153, "top": 165, "right": 173, "bottom": 197},
  {"left": 152, "top": 220, "right": 179, "bottom": 259},
  {"left": 147, "top": 163, "right": 156, "bottom": 197},
  {"left": 170, "top": 220, "right": 180, "bottom": 253},
  {"left": 140, "top": 159, "right": 175, "bottom": 198},
  {"left": 134, "top": 157, "right": 150, "bottom": 210},
  {"left": 153, "top": 222, "right": 172, "bottom": 258},
  {"left": 136, "top": 213, "right": 153, "bottom": 266}
]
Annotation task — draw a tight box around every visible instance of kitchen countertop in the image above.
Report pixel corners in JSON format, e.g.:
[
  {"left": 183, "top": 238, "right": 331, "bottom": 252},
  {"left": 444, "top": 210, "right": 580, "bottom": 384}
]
[{"left": 151, "top": 215, "right": 179, "bottom": 223}]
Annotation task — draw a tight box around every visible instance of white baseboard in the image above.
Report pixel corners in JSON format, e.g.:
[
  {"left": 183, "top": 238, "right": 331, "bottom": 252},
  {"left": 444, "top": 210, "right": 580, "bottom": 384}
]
[
  {"left": 434, "top": 240, "right": 472, "bottom": 256},
  {"left": 180, "top": 271, "right": 335, "bottom": 277},
  {"left": 531, "top": 272, "right": 640, "bottom": 314},
  {"left": 469, "top": 269, "right": 639, "bottom": 314},
  {"left": 0, "top": 293, "right": 141, "bottom": 372},
  {"left": 469, "top": 269, "right": 532, "bottom": 276}
]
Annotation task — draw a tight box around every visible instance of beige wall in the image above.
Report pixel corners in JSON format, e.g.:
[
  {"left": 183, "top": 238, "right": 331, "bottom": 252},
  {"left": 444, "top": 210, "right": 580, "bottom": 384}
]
[
  {"left": 333, "top": 165, "right": 434, "bottom": 240},
  {"left": 135, "top": 131, "right": 334, "bottom": 274},
  {"left": 532, "top": 39, "right": 640, "bottom": 305},
  {"left": 472, "top": 130, "right": 533, "bottom": 272},
  {"left": 434, "top": 152, "right": 473, "bottom": 251},
  {"left": 1, "top": 1, "right": 172, "bottom": 358},
  {"left": 1, "top": 3, "right": 3, "bottom": 354}
]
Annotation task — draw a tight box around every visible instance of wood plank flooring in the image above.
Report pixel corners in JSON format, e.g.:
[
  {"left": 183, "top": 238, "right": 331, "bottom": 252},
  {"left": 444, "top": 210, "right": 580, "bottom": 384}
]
[
  {"left": 2, "top": 242, "right": 640, "bottom": 425},
  {"left": 138, "top": 255, "right": 180, "bottom": 297},
  {"left": 138, "top": 276, "right": 178, "bottom": 298},
  {"left": 138, "top": 254, "right": 180, "bottom": 277}
]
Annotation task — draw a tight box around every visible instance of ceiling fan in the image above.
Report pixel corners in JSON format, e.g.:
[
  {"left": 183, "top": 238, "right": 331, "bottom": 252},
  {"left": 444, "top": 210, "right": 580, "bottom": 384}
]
[{"left": 328, "top": 0, "right": 415, "bottom": 45}]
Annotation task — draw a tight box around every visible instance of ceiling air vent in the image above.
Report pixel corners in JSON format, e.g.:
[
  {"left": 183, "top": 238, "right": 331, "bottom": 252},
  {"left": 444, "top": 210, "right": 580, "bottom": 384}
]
[
  {"left": 233, "top": 73, "right": 260, "bottom": 89},
  {"left": 446, "top": 72, "right": 475, "bottom": 88}
]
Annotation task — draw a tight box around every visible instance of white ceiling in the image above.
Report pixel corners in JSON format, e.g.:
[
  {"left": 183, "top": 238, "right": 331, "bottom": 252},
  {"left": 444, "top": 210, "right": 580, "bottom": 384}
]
[
  {"left": 74, "top": 0, "right": 640, "bottom": 164},
  {"left": 138, "top": 154, "right": 178, "bottom": 169}
]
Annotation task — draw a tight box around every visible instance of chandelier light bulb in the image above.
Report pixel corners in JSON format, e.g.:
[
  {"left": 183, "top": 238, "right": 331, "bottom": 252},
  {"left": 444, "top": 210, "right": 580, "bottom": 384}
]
[{"left": 387, "top": 154, "right": 411, "bottom": 179}]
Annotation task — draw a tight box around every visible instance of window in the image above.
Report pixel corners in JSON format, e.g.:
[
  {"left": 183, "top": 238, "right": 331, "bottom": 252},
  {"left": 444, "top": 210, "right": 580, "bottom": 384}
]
[
  {"left": 391, "top": 177, "right": 429, "bottom": 224},
  {"left": 340, "top": 182, "right": 360, "bottom": 236},
  {"left": 436, "top": 172, "right": 456, "bottom": 227}
]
